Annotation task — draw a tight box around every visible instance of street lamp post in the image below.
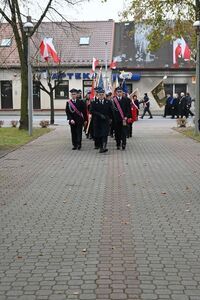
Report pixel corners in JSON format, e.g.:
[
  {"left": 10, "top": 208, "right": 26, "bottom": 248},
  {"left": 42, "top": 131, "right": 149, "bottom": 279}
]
[
  {"left": 23, "top": 16, "right": 34, "bottom": 136},
  {"left": 193, "top": 20, "right": 200, "bottom": 135},
  {"left": 105, "top": 41, "right": 108, "bottom": 91}
]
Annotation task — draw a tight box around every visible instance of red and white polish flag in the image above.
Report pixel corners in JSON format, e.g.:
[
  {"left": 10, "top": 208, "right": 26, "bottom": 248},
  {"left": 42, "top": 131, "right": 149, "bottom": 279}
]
[
  {"left": 173, "top": 37, "right": 191, "bottom": 66},
  {"left": 40, "top": 38, "right": 60, "bottom": 63},
  {"left": 92, "top": 57, "right": 99, "bottom": 72},
  {"left": 109, "top": 59, "right": 117, "bottom": 69}
]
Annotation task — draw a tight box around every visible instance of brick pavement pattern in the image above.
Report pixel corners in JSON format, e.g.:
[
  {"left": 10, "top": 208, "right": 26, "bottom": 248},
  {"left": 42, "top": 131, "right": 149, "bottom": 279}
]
[{"left": 0, "top": 120, "right": 200, "bottom": 300}]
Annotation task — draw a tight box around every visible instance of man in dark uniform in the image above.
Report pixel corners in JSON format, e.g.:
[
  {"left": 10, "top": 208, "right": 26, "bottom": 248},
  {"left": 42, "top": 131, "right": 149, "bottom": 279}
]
[
  {"left": 140, "top": 93, "right": 153, "bottom": 119},
  {"left": 112, "top": 86, "right": 131, "bottom": 150},
  {"left": 65, "top": 89, "right": 87, "bottom": 150},
  {"left": 77, "top": 89, "right": 82, "bottom": 100},
  {"left": 90, "top": 89, "right": 113, "bottom": 153},
  {"left": 178, "top": 92, "right": 187, "bottom": 118}
]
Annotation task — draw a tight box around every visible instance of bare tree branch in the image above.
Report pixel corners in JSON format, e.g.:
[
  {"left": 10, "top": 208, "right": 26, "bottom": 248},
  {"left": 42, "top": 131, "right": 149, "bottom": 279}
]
[{"left": 31, "top": 0, "right": 53, "bottom": 36}]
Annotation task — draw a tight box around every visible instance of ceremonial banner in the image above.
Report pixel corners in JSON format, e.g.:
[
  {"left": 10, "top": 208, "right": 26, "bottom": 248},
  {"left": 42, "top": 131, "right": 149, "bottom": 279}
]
[
  {"left": 150, "top": 80, "right": 166, "bottom": 108},
  {"left": 129, "top": 88, "right": 140, "bottom": 99}
]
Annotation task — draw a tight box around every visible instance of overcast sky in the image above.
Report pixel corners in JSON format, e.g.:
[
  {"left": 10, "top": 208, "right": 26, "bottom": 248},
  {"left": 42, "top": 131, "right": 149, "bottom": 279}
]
[
  {"left": 30, "top": 0, "right": 129, "bottom": 22},
  {"left": 65, "top": 0, "right": 126, "bottom": 21}
]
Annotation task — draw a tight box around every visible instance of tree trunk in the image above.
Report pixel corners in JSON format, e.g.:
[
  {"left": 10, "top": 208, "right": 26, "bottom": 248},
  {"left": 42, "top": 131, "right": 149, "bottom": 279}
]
[
  {"left": 50, "top": 91, "right": 54, "bottom": 125},
  {"left": 19, "top": 63, "right": 28, "bottom": 129}
]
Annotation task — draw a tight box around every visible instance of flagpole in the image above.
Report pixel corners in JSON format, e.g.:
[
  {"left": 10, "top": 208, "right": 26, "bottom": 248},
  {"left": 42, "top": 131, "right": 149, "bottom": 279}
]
[{"left": 105, "top": 41, "right": 108, "bottom": 91}]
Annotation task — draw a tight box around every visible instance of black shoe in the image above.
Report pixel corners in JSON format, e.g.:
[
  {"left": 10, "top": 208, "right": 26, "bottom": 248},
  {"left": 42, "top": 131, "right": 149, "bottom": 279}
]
[
  {"left": 117, "top": 146, "right": 120, "bottom": 150},
  {"left": 77, "top": 145, "right": 81, "bottom": 150},
  {"left": 149, "top": 117, "right": 153, "bottom": 119},
  {"left": 99, "top": 148, "right": 104, "bottom": 153},
  {"left": 72, "top": 147, "right": 77, "bottom": 150},
  {"left": 122, "top": 145, "right": 126, "bottom": 150}
]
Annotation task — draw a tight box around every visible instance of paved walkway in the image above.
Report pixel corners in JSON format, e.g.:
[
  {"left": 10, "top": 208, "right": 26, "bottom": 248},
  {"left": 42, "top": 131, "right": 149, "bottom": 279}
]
[{"left": 0, "top": 118, "right": 200, "bottom": 300}]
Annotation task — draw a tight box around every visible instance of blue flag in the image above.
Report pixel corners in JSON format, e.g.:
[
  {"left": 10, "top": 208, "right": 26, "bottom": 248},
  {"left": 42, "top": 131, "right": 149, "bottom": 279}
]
[
  {"left": 122, "top": 79, "right": 128, "bottom": 93},
  {"left": 98, "top": 71, "right": 104, "bottom": 90}
]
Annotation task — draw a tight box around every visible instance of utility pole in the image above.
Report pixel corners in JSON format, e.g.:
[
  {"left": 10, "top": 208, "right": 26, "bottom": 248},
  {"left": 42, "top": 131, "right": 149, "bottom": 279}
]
[
  {"left": 105, "top": 41, "right": 108, "bottom": 91},
  {"left": 194, "top": 0, "right": 200, "bottom": 134}
]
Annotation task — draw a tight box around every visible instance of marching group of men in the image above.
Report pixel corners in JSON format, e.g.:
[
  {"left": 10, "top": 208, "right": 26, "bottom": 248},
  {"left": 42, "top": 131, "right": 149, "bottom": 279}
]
[
  {"left": 65, "top": 87, "right": 142, "bottom": 153},
  {"left": 163, "top": 92, "right": 194, "bottom": 119}
]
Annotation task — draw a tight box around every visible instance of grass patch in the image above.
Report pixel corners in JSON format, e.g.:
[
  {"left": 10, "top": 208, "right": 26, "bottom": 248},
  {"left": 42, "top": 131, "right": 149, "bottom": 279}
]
[
  {"left": 174, "top": 126, "right": 200, "bottom": 142},
  {"left": 0, "top": 127, "right": 52, "bottom": 150}
]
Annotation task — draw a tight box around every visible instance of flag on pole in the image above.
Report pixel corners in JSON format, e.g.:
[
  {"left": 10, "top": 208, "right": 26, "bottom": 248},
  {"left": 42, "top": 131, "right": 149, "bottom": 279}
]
[
  {"left": 97, "top": 68, "right": 104, "bottom": 90},
  {"left": 150, "top": 80, "right": 166, "bottom": 108},
  {"left": 129, "top": 88, "right": 140, "bottom": 99},
  {"left": 40, "top": 38, "right": 60, "bottom": 63},
  {"left": 112, "top": 74, "right": 119, "bottom": 95},
  {"left": 110, "top": 60, "right": 117, "bottom": 69},
  {"left": 122, "top": 79, "right": 128, "bottom": 94},
  {"left": 173, "top": 37, "right": 191, "bottom": 66},
  {"left": 92, "top": 57, "right": 99, "bottom": 72}
]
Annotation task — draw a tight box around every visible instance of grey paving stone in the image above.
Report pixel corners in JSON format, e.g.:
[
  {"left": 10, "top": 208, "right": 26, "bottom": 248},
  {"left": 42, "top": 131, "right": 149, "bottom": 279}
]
[{"left": 0, "top": 121, "right": 200, "bottom": 299}]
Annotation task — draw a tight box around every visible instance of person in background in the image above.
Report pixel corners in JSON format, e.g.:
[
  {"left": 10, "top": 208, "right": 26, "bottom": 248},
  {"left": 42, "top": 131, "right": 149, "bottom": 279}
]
[
  {"left": 185, "top": 92, "right": 194, "bottom": 117},
  {"left": 77, "top": 89, "right": 82, "bottom": 100},
  {"left": 163, "top": 94, "right": 172, "bottom": 118},
  {"left": 65, "top": 89, "right": 87, "bottom": 150},
  {"left": 128, "top": 94, "right": 139, "bottom": 138},
  {"left": 171, "top": 93, "right": 179, "bottom": 119},
  {"left": 112, "top": 86, "right": 131, "bottom": 150},
  {"left": 90, "top": 89, "right": 113, "bottom": 153},
  {"left": 106, "top": 91, "right": 114, "bottom": 137},
  {"left": 140, "top": 93, "right": 153, "bottom": 119},
  {"left": 178, "top": 92, "right": 187, "bottom": 118},
  {"left": 133, "top": 94, "right": 140, "bottom": 118}
]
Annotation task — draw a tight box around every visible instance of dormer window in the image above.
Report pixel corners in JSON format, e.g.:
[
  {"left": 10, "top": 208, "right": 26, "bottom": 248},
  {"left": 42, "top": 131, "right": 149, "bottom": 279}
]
[
  {"left": 0, "top": 38, "right": 12, "bottom": 47},
  {"left": 79, "top": 37, "right": 90, "bottom": 45}
]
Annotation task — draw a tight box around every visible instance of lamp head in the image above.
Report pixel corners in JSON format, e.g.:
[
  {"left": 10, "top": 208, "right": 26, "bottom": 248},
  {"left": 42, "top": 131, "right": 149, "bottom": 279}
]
[
  {"left": 193, "top": 20, "right": 200, "bottom": 31},
  {"left": 23, "top": 17, "right": 34, "bottom": 35}
]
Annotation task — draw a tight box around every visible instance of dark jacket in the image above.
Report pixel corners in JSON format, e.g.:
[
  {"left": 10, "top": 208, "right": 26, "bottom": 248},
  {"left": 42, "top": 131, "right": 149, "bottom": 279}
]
[
  {"left": 90, "top": 98, "right": 113, "bottom": 137},
  {"left": 65, "top": 99, "right": 87, "bottom": 125},
  {"left": 112, "top": 96, "right": 131, "bottom": 123}
]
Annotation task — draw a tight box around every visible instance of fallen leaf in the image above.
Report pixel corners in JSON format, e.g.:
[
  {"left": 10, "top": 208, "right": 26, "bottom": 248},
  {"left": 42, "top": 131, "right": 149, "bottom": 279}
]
[
  {"left": 161, "top": 192, "right": 167, "bottom": 195},
  {"left": 23, "top": 203, "right": 27, "bottom": 205},
  {"left": 17, "top": 256, "right": 23, "bottom": 259},
  {"left": 121, "top": 221, "right": 129, "bottom": 225}
]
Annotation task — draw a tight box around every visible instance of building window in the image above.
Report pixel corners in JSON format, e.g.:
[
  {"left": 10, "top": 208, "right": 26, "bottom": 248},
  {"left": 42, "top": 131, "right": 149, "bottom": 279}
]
[
  {"left": 164, "top": 84, "right": 187, "bottom": 96},
  {"left": 0, "top": 38, "right": 12, "bottom": 47},
  {"left": 175, "top": 84, "right": 187, "bottom": 95},
  {"left": 83, "top": 80, "right": 93, "bottom": 98},
  {"left": 79, "top": 37, "right": 90, "bottom": 45},
  {"left": 55, "top": 80, "right": 69, "bottom": 99},
  {"left": 164, "top": 84, "right": 173, "bottom": 96},
  {"left": 1, "top": 81, "right": 13, "bottom": 109}
]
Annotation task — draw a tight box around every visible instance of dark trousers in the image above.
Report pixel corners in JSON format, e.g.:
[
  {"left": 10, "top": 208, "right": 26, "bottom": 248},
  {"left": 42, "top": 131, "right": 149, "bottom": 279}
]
[
  {"left": 95, "top": 136, "right": 108, "bottom": 149},
  {"left": 115, "top": 123, "right": 127, "bottom": 146},
  {"left": 141, "top": 107, "right": 152, "bottom": 118},
  {"left": 70, "top": 124, "right": 83, "bottom": 147},
  {"left": 129, "top": 123, "right": 133, "bottom": 137}
]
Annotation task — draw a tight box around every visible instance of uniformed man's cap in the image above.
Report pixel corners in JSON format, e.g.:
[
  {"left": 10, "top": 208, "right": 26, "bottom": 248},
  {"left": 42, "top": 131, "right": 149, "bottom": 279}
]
[
  {"left": 94, "top": 87, "right": 100, "bottom": 92},
  {"left": 106, "top": 91, "right": 112, "bottom": 96},
  {"left": 98, "top": 89, "right": 105, "bottom": 93},
  {"left": 115, "top": 86, "right": 123, "bottom": 92},
  {"left": 77, "top": 89, "right": 82, "bottom": 93},
  {"left": 70, "top": 88, "right": 78, "bottom": 93}
]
